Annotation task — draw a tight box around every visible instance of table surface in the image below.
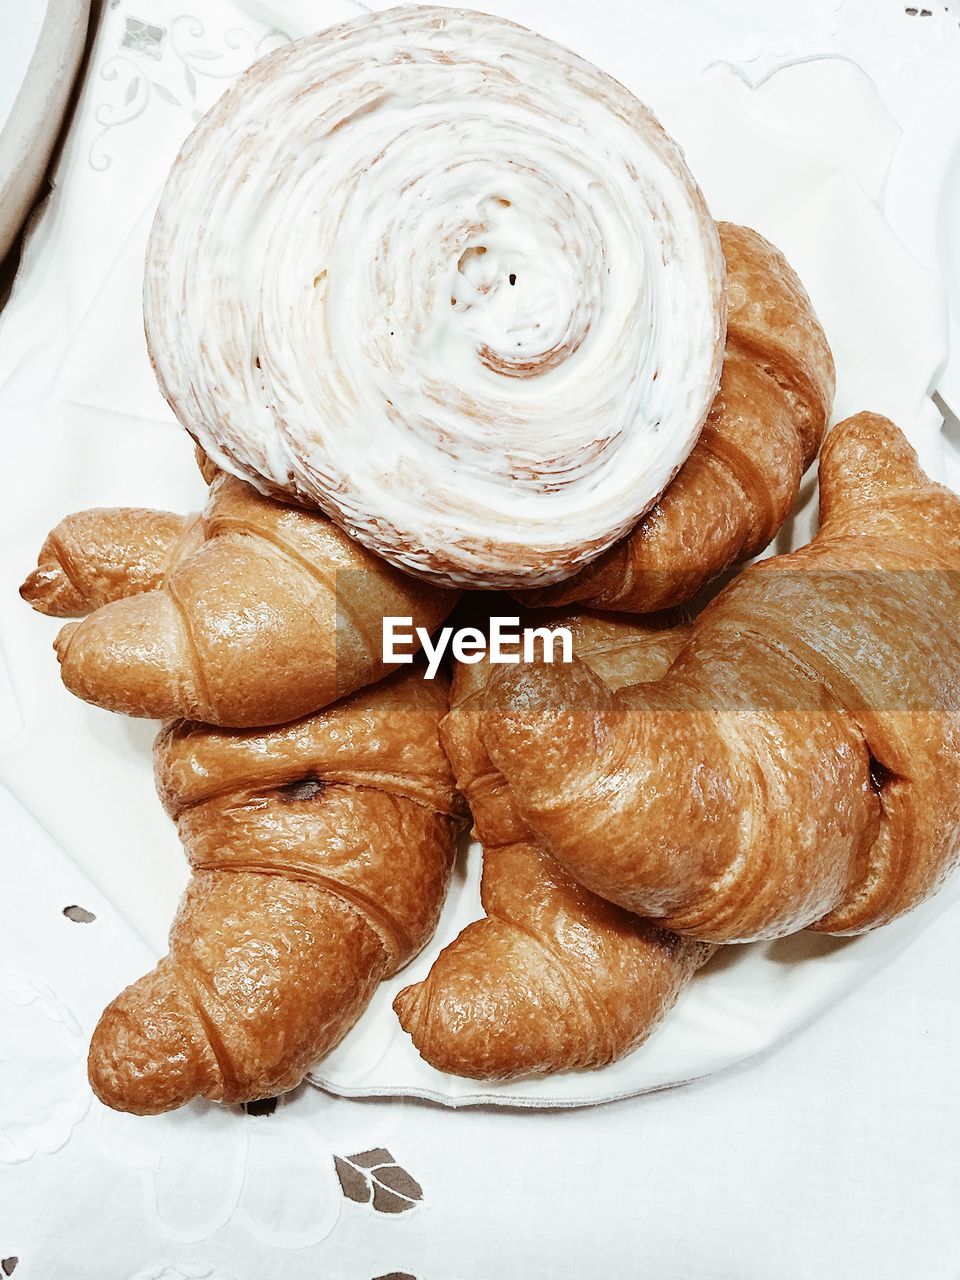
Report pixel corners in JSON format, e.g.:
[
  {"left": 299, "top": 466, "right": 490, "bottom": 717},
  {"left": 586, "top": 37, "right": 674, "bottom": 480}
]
[{"left": 1, "top": 3, "right": 959, "bottom": 1279}]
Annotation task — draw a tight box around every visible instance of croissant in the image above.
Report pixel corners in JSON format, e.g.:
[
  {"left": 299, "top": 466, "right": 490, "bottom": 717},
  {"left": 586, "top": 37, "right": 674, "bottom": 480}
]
[
  {"left": 88, "top": 665, "right": 462, "bottom": 1114},
  {"left": 394, "top": 613, "right": 713, "bottom": 1080},
  {"left": 520, "top": 222, "right": 835, "bottom": 613},
  {"left": 21, "top": 507, "right": 202, "bottom": 616},
  {"left": 482, "top": 413, "right": 960, "bottom": 942},
  {"left": 145, "top": 6, "right": 725, "bottom": 589},
  {"left": 21, "top": 467, "right": 456, "bottom": 727}
]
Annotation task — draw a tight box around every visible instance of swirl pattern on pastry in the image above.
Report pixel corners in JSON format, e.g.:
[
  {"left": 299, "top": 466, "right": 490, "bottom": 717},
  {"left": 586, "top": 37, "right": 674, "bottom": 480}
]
[{"left": 145, "top": 5, "right": 726, "bottom": 588}]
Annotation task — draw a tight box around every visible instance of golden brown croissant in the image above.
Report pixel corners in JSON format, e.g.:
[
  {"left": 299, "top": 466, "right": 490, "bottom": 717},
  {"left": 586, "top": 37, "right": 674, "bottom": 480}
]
[
  {"left": 21, "top": 469, "right": 457, "bottom": 727},
  {"left": 394, "top": 613, "right": 714, "bottom": 1080},
  {"left": 483, "top": 413, "right": 960, "bottom": 943},
  {"left": 519, "top": 223, "right": 835, "bottom": 613},
  {"left": 88, "top": 666, "right": 462, "bottom": 1114},
  {"left": 21, "top": 507, "right": 202, "bottom": 616}
]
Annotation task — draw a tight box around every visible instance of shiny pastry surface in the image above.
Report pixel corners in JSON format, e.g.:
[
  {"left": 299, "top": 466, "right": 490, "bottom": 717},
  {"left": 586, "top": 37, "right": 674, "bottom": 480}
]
[
  {"left": 88, "top": 666, "right": 462, "bottom": 1114},
  {"left": 395, "top": 612, "right": 714, "bottom": 1081},
  {"left": 21, "top": 466, "right": 456, "bottom": 727},
  {"left": 483, "top": 414, "right": 960, "bottom": 943}
]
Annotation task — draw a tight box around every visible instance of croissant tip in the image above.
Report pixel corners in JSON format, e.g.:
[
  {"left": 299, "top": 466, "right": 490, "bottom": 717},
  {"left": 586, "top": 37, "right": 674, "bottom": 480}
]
[
  {"left": 831, "top": 411, "right": 913, "bottom": 460},
  {"left": 819, "top": 412, "right": 930, "bottom": 521},
  {"left": 393, "top": 968, "right": 561, "bottom": 1082},
  {"left": 195, "top": 445, "right": 220, "bottom": 486},
  {"left": 87, "top": 1028, "right": 186, "bottom": 1116},
  {"left": 391, "top": 982, "right": 420, "bottom": 1030},
  {"left": 53, "top": 621, "right": 79, "bottom": 661},
  {"left": 831, "top": 410, "right": 899, "bottom": 443},
  {"left": 18, "top": 569, "right": 42, "bottom": 607},
  {"left": 20, "top": 566, "right": 72, "bottom": 616},
  {"left": 88, "top": 971, "right": 213, "bottom": 1115}
]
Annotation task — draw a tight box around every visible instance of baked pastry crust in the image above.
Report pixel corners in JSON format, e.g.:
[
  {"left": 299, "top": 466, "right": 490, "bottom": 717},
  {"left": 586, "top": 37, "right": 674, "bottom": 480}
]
[
  {"left": 88, "top": 666, "right": 462, "bottom": 1113},
  {"left": 520, "top": 222, "right": 835, "bottom": 613},
  {"left": 395, "top": 613, "right": 713, "bottom": 1080},
  {"left": 21, "top": 465, "right": 456, "bottom": 727},
  {"left": 482, "top": 414, "right": 960, "bottom": 942}
]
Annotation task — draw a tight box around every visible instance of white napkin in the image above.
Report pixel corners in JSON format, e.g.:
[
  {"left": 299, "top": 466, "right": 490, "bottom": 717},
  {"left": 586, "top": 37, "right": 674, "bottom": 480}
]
[
  {"left": 0, "top": 0, "right": 954, "bottom": 1114},
  {"left": 884, "top": 67, "right": 960, "bottom": 418}
]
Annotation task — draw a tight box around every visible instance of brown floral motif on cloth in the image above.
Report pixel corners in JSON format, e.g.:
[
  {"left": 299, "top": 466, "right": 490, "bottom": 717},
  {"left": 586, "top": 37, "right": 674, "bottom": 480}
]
[{"left": 334, "top": 1149, "right": 424, "bottom": 1214}]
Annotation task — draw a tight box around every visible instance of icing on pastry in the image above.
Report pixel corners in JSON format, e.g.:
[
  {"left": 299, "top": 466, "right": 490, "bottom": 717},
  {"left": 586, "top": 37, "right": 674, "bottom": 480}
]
[{"left": 145, "top": 6, "right": 725, "bottom": 587}]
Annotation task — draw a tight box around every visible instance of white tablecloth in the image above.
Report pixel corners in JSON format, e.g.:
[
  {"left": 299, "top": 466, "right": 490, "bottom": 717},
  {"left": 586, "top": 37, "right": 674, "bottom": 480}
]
[{"left": 2, "top": 2, "right": 960, "bottom": 1277}]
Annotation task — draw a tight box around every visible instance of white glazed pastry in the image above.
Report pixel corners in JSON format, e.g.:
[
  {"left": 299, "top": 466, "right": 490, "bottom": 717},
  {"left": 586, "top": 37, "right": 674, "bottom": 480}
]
[{"left": 145, "top": 6, "right": 726, "bottom": 588}]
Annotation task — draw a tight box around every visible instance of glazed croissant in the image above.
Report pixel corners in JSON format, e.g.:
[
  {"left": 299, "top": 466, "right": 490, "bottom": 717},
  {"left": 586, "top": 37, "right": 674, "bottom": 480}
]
[
  {"left": 21, "top": 507, "right": 201, "bottom": 616},
  {"left": 394, "top": 613, "right": 713, "bottom": 1080},
  {"left": 88, "top": 666, "right": 462, "bottom": 1114},
  {"left": 146, "top": 6, "right": 725, "bottom": 588},
  {"left": 483, "top": 413, "right": 960, "bottom": 942},
  {"left": 520, "top": 222, "right": 835, "bottom": 613},
  {"left": 21, "top": 466, "right": 456, "bottom": 727}
]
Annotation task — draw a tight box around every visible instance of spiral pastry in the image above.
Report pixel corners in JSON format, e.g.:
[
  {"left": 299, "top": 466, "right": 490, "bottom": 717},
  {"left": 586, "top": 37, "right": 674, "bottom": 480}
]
[{"left": 145, "top": 6, "right": 725, "bottom": 588}]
